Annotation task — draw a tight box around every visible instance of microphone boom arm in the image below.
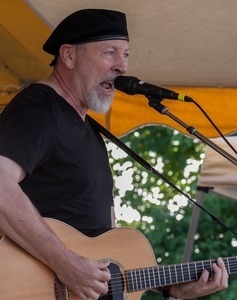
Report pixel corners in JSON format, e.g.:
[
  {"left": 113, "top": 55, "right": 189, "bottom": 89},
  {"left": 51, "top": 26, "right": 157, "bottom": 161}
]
[{"left": 147, "top": 97, "right": 237, "bottom": 166}]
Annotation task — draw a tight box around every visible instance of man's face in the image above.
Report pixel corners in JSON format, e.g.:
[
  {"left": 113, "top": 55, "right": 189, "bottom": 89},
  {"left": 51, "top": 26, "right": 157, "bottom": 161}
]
[{"left": 74, "top": 39, "right": 129, "bottom": 113}]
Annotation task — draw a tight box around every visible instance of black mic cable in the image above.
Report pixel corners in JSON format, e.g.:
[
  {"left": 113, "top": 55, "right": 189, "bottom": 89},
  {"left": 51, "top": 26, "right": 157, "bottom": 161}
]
[{"left": 114, "top": 75, "right": 237, "bottom": 156}]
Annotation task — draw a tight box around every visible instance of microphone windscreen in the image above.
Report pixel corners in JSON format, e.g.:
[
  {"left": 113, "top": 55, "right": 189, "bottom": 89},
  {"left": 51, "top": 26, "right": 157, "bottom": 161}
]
[{"left": 114, "top": 76, "right": 139, "bottom": 95}]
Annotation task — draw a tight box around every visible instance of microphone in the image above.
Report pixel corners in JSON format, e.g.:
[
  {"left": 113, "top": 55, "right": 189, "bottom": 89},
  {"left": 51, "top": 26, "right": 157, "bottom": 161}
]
[{"left": 114, "top": 76, "right": 193, "bottom": 102}]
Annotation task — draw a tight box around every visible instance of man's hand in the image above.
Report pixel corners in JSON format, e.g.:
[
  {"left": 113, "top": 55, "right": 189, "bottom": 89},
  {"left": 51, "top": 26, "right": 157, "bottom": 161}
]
[
  {"left": 55, "top": 254, "right": 111, "bottom": 300},
  {"left": 170, "top": 257, "right": 229, "bottom": 299}
]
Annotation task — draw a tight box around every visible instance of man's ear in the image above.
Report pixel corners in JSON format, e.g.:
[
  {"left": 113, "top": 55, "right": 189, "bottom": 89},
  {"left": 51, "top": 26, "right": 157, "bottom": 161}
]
[{"left": 59, "top": 44, "right": 76, "bottom": 69}]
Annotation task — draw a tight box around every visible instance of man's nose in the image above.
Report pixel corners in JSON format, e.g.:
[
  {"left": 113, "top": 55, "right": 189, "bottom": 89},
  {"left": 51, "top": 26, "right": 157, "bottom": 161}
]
[{"left": 112, "top": 58, "right": 128, "bottom": 75}]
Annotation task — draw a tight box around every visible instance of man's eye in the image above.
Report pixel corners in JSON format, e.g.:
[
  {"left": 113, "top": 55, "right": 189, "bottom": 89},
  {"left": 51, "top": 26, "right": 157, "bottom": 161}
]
[{"left": 105, "top": 51, "right": 114, "bottom": 56}]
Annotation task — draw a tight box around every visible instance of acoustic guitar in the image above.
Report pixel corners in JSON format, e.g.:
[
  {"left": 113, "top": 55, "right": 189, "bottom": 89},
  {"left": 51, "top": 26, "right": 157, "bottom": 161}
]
[{"left": 0, "top": 218, "right": 236, "bottom": 299}]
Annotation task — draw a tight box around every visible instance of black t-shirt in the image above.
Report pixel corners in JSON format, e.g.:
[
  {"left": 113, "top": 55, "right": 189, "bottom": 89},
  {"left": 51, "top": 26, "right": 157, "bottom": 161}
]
[{"left": 0, "top": 84, "right": 114, "bottom": 235}]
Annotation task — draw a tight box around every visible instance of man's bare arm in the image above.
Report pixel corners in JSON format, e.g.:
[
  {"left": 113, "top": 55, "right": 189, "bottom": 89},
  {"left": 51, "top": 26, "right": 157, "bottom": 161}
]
[{"left": 0, "top": 155, "right": 110, "bottom": 300}]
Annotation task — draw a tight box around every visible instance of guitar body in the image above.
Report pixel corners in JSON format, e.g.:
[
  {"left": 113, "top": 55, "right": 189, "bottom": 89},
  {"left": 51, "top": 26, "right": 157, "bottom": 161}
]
[{"left": 0, "top": 218, "right": 157, "bottom": 300}]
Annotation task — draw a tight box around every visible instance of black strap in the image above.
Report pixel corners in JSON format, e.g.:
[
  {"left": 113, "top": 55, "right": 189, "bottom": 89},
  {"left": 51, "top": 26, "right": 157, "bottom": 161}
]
[
  {"left": 88, "top": 115, "right": 236, "bottom": 238},
  {"left": 54, "top": 276, "right": 69, "bottom": 300},
  {"left": 88, "top": 115, "right": 169, "bottom": 182}
]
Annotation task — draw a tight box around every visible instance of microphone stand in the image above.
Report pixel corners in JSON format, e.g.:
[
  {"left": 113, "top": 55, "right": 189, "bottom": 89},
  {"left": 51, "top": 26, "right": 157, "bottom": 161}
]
[
  {"left": 147, "top": 98, "right": 237, "bottom": 166},
  {"left": 88, "top": 115, "right": 237, "bottom": 237}
]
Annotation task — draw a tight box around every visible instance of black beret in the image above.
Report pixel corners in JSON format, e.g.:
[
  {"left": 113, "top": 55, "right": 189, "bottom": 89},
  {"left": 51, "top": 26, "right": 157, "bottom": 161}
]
[{"left": 43, "top": 8, "right": 129, "bottom": 55}]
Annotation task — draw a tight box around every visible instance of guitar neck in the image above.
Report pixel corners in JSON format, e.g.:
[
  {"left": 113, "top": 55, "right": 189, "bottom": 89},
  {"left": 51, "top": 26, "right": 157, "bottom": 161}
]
[{"left": 125, "top": 256, "right": 237, "bottom": 292}]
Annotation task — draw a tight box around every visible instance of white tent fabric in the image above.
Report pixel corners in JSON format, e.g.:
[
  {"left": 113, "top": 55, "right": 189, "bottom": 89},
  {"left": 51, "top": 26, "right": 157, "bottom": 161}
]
[
  {"left": 197, "top": 136, "right": 237, "bottom": 200},
  {"left": 183, "top": 136, "right": 237, "bottom": 262}
]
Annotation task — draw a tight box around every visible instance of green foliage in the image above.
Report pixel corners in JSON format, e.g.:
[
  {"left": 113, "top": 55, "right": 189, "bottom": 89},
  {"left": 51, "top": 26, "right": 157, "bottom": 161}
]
[{"left": 106, "top": 125, "right": 237, "bottom": 299}]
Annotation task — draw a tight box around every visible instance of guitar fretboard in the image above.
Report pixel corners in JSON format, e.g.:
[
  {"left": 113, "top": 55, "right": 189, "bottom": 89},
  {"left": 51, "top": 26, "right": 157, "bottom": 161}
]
[{"left": 125, "top": 256, "right": 237, "bottom": 292}]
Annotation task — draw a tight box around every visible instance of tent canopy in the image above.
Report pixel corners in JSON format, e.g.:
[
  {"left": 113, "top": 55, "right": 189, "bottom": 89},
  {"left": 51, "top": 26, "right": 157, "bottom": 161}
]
[
  {"left": 184, "top": 136, "right": 237, "bottom": 262},
  {"left": 0, "top": 1, "right": 237, "bottom": 137},
  {"left": 197, "top": 136, "right": 237, "bottom": 200}
]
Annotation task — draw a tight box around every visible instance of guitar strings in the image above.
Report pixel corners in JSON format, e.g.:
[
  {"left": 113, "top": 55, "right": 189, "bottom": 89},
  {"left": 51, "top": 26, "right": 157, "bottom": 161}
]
[{"left": 100, "top": 258, "right": 237, "bottom": 296}]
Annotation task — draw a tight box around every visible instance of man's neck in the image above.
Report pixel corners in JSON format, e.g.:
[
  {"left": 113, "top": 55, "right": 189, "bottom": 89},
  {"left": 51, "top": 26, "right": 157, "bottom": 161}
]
[{"left": 40, "top": 71, "right": 88, "bottom": 121}]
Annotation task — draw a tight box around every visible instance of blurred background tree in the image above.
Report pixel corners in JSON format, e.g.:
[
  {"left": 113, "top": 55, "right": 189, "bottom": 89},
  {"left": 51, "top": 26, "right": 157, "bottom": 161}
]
[{"left": 105, "top": 125, "right": 237, "bottom": 299}]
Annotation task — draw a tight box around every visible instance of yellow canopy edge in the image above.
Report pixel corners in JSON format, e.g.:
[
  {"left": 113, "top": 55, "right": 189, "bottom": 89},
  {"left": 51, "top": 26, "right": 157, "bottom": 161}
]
[
  {"left": 0, "top": 1, "right": 236, "bottom": 138},
  {"left": 89, "top": 89, "right": 237, "bottom": 138}
]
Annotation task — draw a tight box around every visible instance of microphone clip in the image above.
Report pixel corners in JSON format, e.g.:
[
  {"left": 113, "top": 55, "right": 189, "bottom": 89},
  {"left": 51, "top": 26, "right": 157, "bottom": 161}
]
[{"left": 147, "top": 95, "right": 169, "bottom": 114}]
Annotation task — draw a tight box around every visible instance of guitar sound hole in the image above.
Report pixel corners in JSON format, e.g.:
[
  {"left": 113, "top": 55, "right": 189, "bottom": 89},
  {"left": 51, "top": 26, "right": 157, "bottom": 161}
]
[{"left": 100, "top": 262, "right": 124, "bottom": 300}]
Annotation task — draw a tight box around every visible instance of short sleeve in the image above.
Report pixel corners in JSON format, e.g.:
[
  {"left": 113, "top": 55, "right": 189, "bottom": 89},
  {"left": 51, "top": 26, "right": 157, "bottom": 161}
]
[{"left": 0, "top": 105, "right": 56, "bottom": 174}]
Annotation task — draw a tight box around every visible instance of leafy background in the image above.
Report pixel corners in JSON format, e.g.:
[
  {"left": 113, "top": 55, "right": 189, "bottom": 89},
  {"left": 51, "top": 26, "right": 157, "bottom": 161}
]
[{"left": 105, "top": 125, "right": 237, "bottom": 299}]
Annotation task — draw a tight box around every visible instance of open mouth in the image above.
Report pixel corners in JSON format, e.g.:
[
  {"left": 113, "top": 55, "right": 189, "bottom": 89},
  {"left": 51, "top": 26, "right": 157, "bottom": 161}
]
[{"left": 100, "top": 80, "right": 114, "bottom": 92}]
